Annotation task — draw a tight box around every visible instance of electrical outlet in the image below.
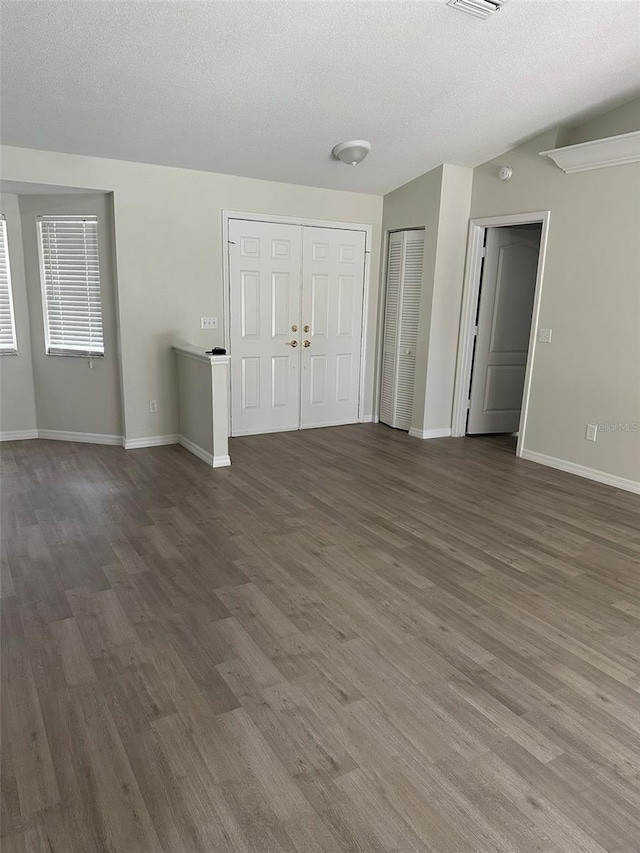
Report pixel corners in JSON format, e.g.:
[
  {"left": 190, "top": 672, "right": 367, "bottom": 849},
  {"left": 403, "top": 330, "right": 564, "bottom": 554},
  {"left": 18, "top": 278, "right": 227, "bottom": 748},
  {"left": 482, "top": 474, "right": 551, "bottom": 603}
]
[
  {"left": 585, "top": 423, "right": 598, "bottom": 442},
  {"left": 149, "top": 399, "right": 158, "bottom": 414},
  {"left": 538, "top": 328, "right": 552, "bottom": 343},
  {"left": 201, "top": 317, "right": 218, "bottom": 330}
]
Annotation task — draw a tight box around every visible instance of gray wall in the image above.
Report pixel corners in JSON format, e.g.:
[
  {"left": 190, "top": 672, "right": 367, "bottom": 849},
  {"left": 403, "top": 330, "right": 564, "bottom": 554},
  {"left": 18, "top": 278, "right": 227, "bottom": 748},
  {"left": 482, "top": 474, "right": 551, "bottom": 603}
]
[
  {"left": 176, "top": 355, "right": 213, "bottom": 455},
  {"left": 565, "top": 96, "right": 640, "bottom": 146},
  {"left": 471, "top": 120, "right": 639, "bottom": 482},
  {"left": 18, "top": 193, "right": 122, "bottom": 437},
  {"left": 380, "top": 97, "right": 639, "bottom": 483},
  {"left": 0, "top": 193, "right": 37, "bottom": 434},
  {"left": 2, "top": 148, "right": 383, "bottom": 442},
  {"left": 382, "top": 166, "right": 443, "bottom": 433},
  {"left": 381, "top": 164, "right": 473, "bottom": 435}
]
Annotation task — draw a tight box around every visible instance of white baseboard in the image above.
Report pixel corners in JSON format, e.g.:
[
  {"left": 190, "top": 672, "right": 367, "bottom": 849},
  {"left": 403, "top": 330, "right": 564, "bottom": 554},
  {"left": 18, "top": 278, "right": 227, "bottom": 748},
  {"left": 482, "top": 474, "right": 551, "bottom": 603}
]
[
  {"left": 408, "top": 427, "right": 452, "bottom": 440},
  {"left": 0, "top": 429, "right": 39, "bottom": 442},
  {"left": 1, "top": 429, "right": 123, "bottom": 445},
  {"left": 177, "top": 435, "right": 231, "bottom": 468},
  {"left": 0, "top": 431, "right": 232, "bottom": 470},
  {"left": 38, "top": 429, "right": 123, "bottom": 446},
  {"left": 123, "top": 434, "right": 178, "bottom": 450},
  {"left": 361, "top": 414, "right": 380, "bottom": 424},
  {"left": 520, "top": 449, "right": 640, "bottom": 495},
  {"left": 177, "top": 435, "right": 213, "bottom": 466}
]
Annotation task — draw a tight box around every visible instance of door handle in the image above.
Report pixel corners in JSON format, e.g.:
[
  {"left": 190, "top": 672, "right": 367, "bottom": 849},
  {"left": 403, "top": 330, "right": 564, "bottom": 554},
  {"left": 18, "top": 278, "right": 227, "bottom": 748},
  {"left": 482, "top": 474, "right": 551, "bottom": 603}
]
[
  {"left": 286, "top": 340, "right": 298, "bottom": 347},
  {"left": 303, "top": 324, "right": 311, "bottom": 333},
  {"left": 303, "top": 340, "right": 311, "bottom": 348}
]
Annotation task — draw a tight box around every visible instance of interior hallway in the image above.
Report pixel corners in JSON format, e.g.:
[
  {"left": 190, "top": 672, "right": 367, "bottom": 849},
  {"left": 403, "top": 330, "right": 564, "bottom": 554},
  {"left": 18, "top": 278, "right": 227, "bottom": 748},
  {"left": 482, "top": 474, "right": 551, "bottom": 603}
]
[{"left": 1, "top": 425, "right": 639, "bottom": 852}]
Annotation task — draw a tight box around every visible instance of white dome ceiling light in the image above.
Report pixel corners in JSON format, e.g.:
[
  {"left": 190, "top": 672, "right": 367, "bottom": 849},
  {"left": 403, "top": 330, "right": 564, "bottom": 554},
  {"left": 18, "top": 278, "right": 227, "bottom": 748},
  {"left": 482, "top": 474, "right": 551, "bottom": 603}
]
[{"left": 332, "top": 140, "right": 371, "bottom": 166}]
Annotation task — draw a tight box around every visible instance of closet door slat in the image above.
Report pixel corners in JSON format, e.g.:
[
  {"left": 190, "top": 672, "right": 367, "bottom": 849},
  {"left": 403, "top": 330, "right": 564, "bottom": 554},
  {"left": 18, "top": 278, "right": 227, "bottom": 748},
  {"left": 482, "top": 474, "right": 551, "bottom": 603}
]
[{"left": 380, "top": 229, "right": 424, "bottom": 431}]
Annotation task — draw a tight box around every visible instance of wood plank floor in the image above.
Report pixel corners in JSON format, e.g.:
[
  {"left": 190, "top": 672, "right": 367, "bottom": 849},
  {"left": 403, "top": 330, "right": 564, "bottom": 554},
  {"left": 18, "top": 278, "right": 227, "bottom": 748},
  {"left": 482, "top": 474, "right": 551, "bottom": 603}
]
[{"left": 1, "top": 425, "right": 640, "bottom": 852}]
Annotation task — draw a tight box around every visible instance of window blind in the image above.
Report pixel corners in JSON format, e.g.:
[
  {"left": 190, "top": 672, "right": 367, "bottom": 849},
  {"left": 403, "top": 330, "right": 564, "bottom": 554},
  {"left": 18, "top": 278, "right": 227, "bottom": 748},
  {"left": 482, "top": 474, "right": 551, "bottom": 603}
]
[
  {"left": 0, "top": 215, "right": 18, "bottom": 353},
  {"left": 38, "top": 215, "right": 104, "bottom": 356}
]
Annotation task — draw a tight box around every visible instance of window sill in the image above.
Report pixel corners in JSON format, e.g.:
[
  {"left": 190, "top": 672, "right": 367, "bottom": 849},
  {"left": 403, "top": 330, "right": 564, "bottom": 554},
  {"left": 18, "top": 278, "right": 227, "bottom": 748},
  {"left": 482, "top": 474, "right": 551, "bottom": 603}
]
[
  {"left": 0, "top": 350, "right": 18, "bottom": 356},
  {"left": 46, "top": 350, "right": 105, "bottom": 358}
]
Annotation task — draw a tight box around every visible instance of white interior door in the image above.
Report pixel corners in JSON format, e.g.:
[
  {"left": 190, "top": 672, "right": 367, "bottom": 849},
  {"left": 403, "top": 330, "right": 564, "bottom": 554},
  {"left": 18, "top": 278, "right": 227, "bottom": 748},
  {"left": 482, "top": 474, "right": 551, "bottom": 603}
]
[
  {"left": 467, "top": 225, "right": 540, "bottom": 434},
  {"left": 229, "top": 219, "right": 302, "bottom": 436},
  {"left": 300, "top": 227, "right": 366, "bottom": 429}
]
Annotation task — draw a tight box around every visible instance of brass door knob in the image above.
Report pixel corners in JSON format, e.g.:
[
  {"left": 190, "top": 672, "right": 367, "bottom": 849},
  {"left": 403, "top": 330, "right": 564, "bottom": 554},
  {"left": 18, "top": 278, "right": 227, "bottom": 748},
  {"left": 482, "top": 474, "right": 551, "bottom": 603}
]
[
  {"left": 303, "top": 340, "right": 311, "bottom": 348},
  {"left": 303, "top": 324, "right": 311, "bottom": 333},
  {"left": 291, "top": 324, "right": 298, "bottom": 332},
  {"left": 286, "top": 340, "right": 298, "bottom": 347}
]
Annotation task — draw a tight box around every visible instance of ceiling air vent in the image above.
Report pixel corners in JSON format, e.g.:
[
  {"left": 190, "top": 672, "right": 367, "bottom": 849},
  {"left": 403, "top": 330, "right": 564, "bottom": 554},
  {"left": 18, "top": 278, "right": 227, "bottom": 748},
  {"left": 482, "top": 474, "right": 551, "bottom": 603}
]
[{"left": 447, "top": 0, "right": 507, "bottom": 19}]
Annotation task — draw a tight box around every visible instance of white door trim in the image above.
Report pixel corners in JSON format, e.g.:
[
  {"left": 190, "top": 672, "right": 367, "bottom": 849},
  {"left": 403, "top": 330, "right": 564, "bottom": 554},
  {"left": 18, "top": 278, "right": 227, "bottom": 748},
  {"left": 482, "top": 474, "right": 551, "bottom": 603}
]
[
  {"left": 451, "top": 211, "right": 551, "bottom": 458},
  {"left": 222, "top": 210, "right": 374, "bottom": 426}
]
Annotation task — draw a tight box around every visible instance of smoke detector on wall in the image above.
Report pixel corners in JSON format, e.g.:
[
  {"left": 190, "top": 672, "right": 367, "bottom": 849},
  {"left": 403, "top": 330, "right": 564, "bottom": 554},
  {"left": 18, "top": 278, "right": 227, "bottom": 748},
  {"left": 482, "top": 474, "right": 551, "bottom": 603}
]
[{"left": 446, "top": 0, "right": 507, "bottom": 19}]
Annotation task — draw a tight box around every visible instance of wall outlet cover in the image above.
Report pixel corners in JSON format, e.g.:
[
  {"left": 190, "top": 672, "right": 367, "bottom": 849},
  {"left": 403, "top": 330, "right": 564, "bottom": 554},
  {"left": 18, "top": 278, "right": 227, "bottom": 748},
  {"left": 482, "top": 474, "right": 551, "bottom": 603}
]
[
  {"left": 149, "top": 400, "right": 158, "bottom": 413},
  {"left": 585, "top": 423, "right": 598, "bottom": 442},
  {"left": 538, "top": 327, "right": 552, "bottom": 343}
]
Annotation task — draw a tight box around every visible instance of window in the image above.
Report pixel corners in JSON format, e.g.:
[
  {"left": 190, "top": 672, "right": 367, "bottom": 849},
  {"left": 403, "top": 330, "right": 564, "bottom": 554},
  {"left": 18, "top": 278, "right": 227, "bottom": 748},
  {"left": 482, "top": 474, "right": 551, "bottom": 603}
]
[
  {"left": 37, "top": 215, "right": 104, "bottom": 356},
  {"left": 0, "top": 215, "right": 18, "bottom": 353}
]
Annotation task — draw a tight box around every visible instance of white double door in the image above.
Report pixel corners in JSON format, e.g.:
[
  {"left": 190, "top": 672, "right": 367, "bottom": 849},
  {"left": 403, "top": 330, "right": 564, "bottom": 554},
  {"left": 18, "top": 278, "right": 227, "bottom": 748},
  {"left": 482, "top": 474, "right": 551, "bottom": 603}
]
[{"left": 229, "top": 219, "right": 366, "bottom": 436}]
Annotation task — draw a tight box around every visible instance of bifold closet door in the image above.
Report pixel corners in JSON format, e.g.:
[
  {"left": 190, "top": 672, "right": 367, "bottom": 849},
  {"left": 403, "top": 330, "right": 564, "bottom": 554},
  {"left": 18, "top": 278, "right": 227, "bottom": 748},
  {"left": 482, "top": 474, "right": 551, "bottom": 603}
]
[
  {"left": 380, "top": 229, "right": 424, "bottom": 431},
  {"left": 229, "top": 219, "right": 302, "bottom": 436}
]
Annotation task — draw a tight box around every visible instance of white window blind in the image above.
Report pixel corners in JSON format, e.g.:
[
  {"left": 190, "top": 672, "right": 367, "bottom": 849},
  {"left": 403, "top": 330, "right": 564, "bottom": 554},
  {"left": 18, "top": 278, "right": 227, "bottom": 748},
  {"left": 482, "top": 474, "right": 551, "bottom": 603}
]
[
  {"left": 38, "top": 215, "right": 104, "bottom": 356},
  {"left": 0, "top": 215, "right": 18, "bottom": 353}
]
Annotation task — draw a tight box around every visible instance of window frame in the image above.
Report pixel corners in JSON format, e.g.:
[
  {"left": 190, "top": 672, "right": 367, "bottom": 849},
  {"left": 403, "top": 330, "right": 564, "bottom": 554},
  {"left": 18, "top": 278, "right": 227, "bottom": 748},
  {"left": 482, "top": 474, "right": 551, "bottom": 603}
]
[
  {"left": 37, "top": 214, "right": 105, "bottom": 358},
  {"left": 0, "top": 214, "right": 19, "bottom": 355}
]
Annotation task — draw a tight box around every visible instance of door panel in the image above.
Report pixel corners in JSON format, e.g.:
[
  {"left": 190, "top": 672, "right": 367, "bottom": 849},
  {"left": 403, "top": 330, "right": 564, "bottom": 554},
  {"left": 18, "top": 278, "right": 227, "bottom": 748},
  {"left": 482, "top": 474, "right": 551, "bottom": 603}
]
[
  {"left": 467, "top": 226, "right": 540, "bottom": 434},
  {"left": 300, "top": 227, "right": 366, "bottom": 429},
  {"left": 229, "top": 220, "right": 302, "bottom": 436},
  {"left": 229, "top": 220, "right": 366, "bottom": 435},
  {"left": 484, "top": 364, "right": 528, "bottom": 411}
]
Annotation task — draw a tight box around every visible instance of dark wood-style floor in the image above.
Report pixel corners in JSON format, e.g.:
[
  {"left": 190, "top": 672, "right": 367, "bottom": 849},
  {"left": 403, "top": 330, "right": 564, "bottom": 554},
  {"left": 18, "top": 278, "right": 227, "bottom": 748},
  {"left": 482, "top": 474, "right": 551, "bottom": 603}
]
[{"left": 1, "top": 425, "right": 640, "bottom": 853}]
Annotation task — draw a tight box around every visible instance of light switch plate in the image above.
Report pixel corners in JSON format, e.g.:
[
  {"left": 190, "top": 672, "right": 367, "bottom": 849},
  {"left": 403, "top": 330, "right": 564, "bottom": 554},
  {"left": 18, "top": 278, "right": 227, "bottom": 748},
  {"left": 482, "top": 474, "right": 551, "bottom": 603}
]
[
  {"left": 201, "top": 317, "right": 218, "bottom": 330},
  {"left": 538, "top": 328, "right": 552, "bottom": 343}
]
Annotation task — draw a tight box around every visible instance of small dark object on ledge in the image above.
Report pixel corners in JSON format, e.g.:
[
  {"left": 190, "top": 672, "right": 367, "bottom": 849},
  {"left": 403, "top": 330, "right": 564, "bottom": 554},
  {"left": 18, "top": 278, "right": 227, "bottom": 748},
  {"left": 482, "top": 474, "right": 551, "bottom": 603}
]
[{"left": 206, "top": 347, "right": 227, "bottom": 355}]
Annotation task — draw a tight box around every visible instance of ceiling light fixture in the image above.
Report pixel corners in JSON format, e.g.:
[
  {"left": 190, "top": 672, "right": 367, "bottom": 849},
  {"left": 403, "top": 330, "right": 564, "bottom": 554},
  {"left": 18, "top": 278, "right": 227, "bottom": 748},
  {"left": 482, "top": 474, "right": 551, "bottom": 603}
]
[
  {"left": 332, "top": 140, "right": 371, "bottom": 166},
  {"left": 446, "top": 0, "right": 506, "bottom": 20}
]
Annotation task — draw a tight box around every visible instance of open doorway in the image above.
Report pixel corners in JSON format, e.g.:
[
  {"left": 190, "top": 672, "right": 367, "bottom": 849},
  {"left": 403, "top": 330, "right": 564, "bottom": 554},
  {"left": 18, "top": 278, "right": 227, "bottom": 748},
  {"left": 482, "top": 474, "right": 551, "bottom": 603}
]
[
  {"left": 452, "top": 211, "right": 550, "bottom": 456},
  {"left": 468, "top": 223, "right": 541, "bottom": 438}
]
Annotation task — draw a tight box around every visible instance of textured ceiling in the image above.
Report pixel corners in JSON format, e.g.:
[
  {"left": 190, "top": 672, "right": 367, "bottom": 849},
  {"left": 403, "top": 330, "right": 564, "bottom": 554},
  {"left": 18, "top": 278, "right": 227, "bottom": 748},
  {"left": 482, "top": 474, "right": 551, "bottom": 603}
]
[{"left": 1, "top": 1, "right": 639, "bottom": 195}]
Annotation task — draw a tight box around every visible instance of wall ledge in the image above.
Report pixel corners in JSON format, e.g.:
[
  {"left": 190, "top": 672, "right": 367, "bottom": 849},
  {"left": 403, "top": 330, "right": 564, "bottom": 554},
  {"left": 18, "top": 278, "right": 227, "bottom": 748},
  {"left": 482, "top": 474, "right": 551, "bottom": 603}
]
[
  {"left": 172, "top": 344, "right": 230, "bottom": 365},
  {"left": 520, "top": 449, "right": 639, "bottom": 495},
  {"left": 540, "top": 130, "right": 640, "bottom": 174}
]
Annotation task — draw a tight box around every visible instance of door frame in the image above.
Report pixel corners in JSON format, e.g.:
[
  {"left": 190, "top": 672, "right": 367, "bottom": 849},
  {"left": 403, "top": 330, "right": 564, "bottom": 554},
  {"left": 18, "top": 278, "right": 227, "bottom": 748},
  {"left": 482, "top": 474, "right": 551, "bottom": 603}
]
[
  {"left": 451, "top": 211, "right": 551, "bottom": 457},
  {"left": 222, "top": 210, "right": 374, "bottom": 429}
]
